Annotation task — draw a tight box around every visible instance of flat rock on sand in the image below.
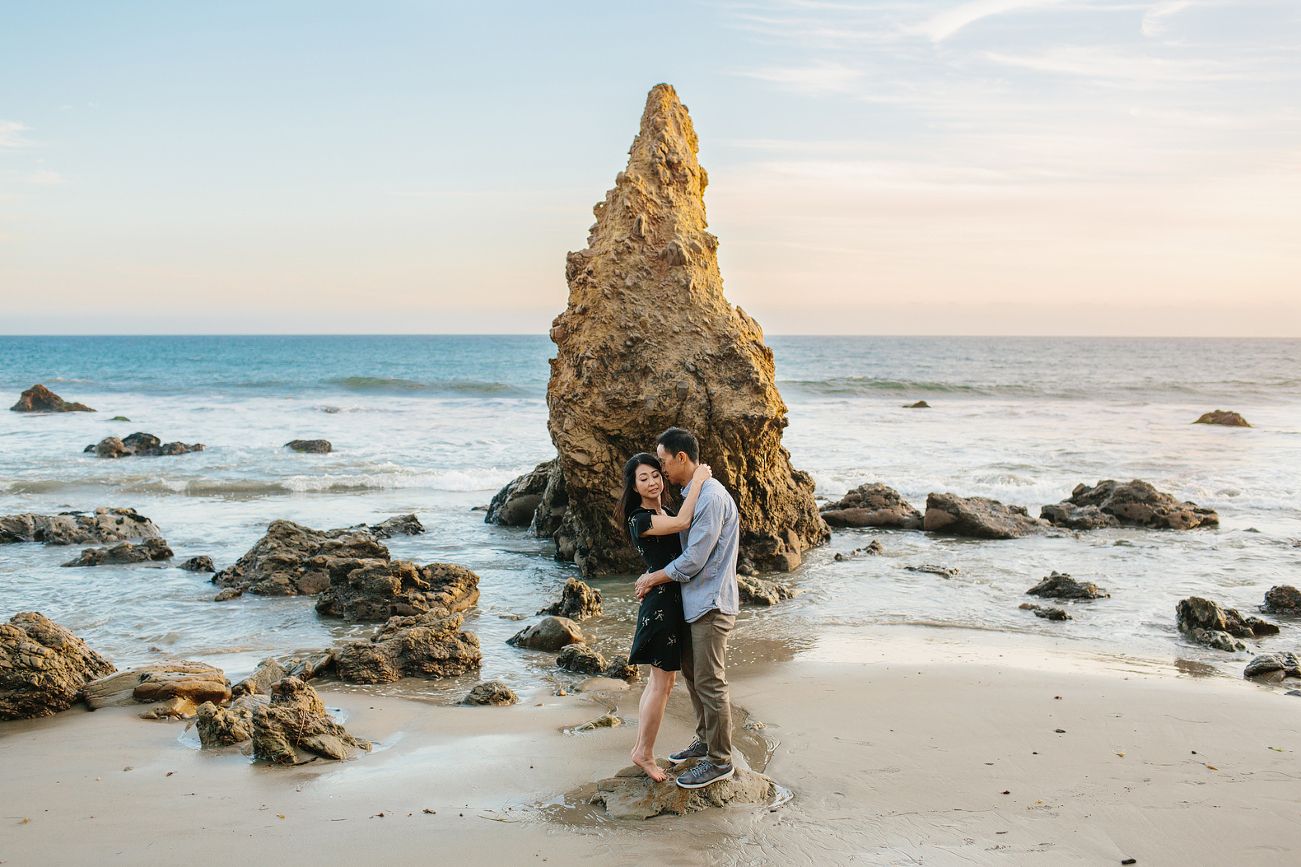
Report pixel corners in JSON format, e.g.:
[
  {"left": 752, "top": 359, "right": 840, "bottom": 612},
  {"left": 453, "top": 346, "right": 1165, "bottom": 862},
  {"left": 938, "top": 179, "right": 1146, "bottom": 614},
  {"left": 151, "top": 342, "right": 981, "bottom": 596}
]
[
  {"left": 84, "top": 661, "right": 230, "bottom": 709},
  {"left": 0, "top": 612, "right": 117, "bottom": 719},
  {"left": 592, "top": 759, "right": 776, "bottom": 819}
]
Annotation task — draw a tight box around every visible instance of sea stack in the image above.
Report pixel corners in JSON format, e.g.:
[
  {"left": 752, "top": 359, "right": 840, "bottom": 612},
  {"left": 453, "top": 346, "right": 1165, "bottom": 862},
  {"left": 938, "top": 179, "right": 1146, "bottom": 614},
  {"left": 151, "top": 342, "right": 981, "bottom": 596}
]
[{"left": 544, "top": 83, "right": 828, "bottom": 575}]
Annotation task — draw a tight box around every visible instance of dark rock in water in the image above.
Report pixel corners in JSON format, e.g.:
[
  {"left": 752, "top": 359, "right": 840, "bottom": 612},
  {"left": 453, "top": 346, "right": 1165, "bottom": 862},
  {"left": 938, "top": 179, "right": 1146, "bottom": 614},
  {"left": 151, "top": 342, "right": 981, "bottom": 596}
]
[
  {"left": 923, "top": 493, "right": 1054, "bottom": 538},
  {"left": 180, "top": 555, "right": 216, "bottom": 572},
  {"left": 0, "top": 508, "right": 161, "bottom": 546},
  {"left": 365, "top": 514, "right": 425, "bottom": 538},
  {"left": 461, "top": 681, "right": 519, "bottom": 706},
  {"left": 508, "top": 616, "right": 584, "bottom": 651},
  {"left": 529, "top": 459, "right": 569, "bottom": 540},
  {"left": 211, "top": 519, "right": 391, "bottom": 597},
  {"left": 214, "top": 587, "right": 242, "bottom": 602},
  {"left": 557, "top": 643, "right": 607, "bottom": 675},
  {"left": 196, "top": 694, "right": 268, "bottom": 746},
  {"left": 252, "top": 677, "right": 371, "bottom": 763},
  {"left": 604, "top": 654, "right": 638, "bottom": 681},
  {"left": 821, "top": 483, "right": 923, "bottom": 530},
  {"left": 1243, "top": 652, "right": 1301, "bottom": 680},
  {"left": 10, "top": 384, "right": 95, "bottom": 413},
  {"left": 315, "top": 558, "right": 480, "bottom": 622},
  {"left": 1026, "top": 571, "right": 1109, "bottom": 600},
  {"left": 1019, "top": 603, "right": 1070, "bottom": 621},
  {"left": 0, "top": 612, "right": 117, "bottom": 719},
  {"left": 1177, "top": 596, "right": 1279, "bottom": 639},
  {"left": 486, "top": 459, "right": 553, "bottom": 526},
  {"left": 334, "top": 611, "right": 481, "bottom": 684},
  {"left": 1263, "top": 585, "right": 1301, "bottom": 615},
  {"left": 834, "top": 540, "right": 884, "bottom": 561},
  {"left": 592, "top": 759, "right": 777, "bottom": 820},
  {"left": 543, "top": 85, "right": 827, "bottom": 576},
  {"left": 231, "top": 658, "right": 288, "bottom": 698},
  {"left": 111, "top": 416, "right": 130, "bottom": 422},
  {"left": 1038, "top": 503, "right": 1119, "bottom": 530},
  {"left": 285, "top": 439, "right": 332, "bottom": 453},
  {"left": 60, "top": 537, "right": 173, "bottom": 567},
  {"left": 906, "top": 564, "right": 958, "bottom": 578},
  {"left": 88, "top": 432, "right": 204, "bottom": 458},
  {"left": 538, "top": 577, "right": 602, "bottom": 620},
  {"left": 904, "top": 400, "right": 930, "bottom": 408},
  {"left": 1186, "top": 628, "right": 1247, "bottom": 652},
  {"left": 1194, "top": 410, "right": 1250, "bottom": 427},
  {"left": 738, "top": 574, "right": 797, "bottom": 605},
  {"left": 1043, "top": 480, "right": 1217, "bottom": 530}
]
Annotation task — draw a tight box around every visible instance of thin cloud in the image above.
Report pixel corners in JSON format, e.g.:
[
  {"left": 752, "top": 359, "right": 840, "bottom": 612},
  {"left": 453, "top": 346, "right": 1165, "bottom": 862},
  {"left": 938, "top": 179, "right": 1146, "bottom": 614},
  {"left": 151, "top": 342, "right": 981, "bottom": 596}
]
[
  {"left": 0, "top": 120, "right": 34, "bottom": 148},
  {"left": 919, "top": 0, "right": 1070, "bottom": 42},
  {"left": 1142, "top": 1, "right": 1193, "bottom": 37},
  {"left": 29, "top": 170, "right": 67, "bottom": 185},
  {"left": 742, "top": 60, "right": 868, "bottom": 94},
  {"left": 985, "top": 44, "right": 1250, "bottom": 82}
]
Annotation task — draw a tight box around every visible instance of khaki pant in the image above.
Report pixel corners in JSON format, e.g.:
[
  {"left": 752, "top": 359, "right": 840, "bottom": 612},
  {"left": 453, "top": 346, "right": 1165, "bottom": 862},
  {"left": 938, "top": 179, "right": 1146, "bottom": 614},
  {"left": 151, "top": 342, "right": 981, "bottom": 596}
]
[{"left": 680, "top": 609, "right": 735, "bottom": 767}]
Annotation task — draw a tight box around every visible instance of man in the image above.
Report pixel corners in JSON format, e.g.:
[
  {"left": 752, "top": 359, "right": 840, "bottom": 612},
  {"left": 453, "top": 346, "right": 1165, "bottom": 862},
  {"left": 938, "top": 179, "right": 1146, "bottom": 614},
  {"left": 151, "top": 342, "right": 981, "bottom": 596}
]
[{"left": 634, "top": 426, "right": 740, "bottom": 789}]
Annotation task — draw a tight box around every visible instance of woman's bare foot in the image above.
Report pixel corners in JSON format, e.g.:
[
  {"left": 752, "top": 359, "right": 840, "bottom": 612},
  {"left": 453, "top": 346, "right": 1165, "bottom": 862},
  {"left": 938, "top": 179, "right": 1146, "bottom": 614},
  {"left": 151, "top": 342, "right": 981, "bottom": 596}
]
[{"left": 631, "top": 749, "right": 667, "bottom": 782}]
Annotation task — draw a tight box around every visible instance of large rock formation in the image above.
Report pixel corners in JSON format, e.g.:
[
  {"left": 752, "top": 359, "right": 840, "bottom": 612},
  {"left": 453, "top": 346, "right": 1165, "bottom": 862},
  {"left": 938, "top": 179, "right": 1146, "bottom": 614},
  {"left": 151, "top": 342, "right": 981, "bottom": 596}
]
[
  {"left": 0, "top": 508, "right": 161, "bottom": 546},
  {"left": 0, "top": 612, "right": 117, "bottom": 719},
  {"left": 334, "top": 611, "right": 481, "bottom": 684},
  {"left": 10, "top": 384, "right": 94, "bottom": 412},
  {"left": 1042, "top": 480, "right": 1218, "bottom": 530},
  {"left": 541, "top": 84, "right": 827, "bottom": 574},
  {"left": 820, "top": 482, "right": 922, "bottom": 529},
  {"left": 211, "top": 520, "right": 391, "bottom": 597},
  {"left": 314, "top": 558, "right": 480, "bottom": 621}
]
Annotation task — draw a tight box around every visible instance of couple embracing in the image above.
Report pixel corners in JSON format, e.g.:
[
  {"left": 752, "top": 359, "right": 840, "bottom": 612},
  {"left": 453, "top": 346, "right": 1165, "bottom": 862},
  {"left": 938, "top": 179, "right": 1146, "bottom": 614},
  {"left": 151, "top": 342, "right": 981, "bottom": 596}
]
[{"left": 614, "top": 426, "right": 740, "bottom": 789}]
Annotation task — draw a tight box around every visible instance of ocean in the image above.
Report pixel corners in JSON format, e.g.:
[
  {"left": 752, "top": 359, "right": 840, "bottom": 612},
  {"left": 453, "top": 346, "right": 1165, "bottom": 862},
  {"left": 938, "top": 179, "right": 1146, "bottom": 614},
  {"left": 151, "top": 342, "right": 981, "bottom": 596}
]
[{"left": 2, "top": 335, "right": 1298, "bottom": 698}]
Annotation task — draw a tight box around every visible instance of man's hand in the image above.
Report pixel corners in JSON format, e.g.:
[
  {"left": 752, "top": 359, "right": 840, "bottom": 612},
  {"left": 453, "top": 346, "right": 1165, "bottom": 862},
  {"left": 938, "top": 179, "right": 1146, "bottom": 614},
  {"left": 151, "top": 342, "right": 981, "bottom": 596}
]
[{"left": 635, "top": 571, "right": 665, "bottom": 599}]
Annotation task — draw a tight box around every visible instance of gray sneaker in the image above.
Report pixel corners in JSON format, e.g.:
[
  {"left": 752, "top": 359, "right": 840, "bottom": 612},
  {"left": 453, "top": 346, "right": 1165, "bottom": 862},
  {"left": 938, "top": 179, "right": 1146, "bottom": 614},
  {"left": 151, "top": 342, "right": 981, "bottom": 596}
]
[
  {"left": 668, "top": 740, "right": 708, "bottom": 763},
  {"left": 675, "top": 761, "right": 734, "bottom": 789}
]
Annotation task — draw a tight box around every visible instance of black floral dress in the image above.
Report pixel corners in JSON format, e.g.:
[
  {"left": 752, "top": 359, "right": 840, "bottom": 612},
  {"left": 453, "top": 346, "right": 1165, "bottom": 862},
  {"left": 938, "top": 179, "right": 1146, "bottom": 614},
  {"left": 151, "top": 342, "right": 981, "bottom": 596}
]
[{"left": 628, "top": 506, "right": 688, "bottom": 671}]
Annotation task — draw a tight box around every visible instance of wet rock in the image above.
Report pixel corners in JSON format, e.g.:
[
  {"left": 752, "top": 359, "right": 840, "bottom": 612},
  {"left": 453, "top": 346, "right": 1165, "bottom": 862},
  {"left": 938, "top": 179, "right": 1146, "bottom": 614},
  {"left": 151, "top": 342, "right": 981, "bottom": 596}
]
[
  {"left": 231, "top": 658, "right": 288, "bottom": 698},
  {"left": 575, "top": 712, "right": 622, "bottom": 731},
  {"left": 738, "top": 575, "right": 797, "bottom": 605},
  {"left": 334, "top": 611, "right": 481, "bottom": 684},
  {"left": 1176, "top": 596, "right": 1279, "bottom": 639},
  {"left": 139, "top": 695, "right": 199, "bottom": 720},
  {"left": 0, "top": 508, "right": 161, "bottom": 546},
  {"left": 1263, "top": 585, "right": 1301, "bottom": 615},
  {"left": 180, "top": 555, "right": 216, "bottom": 572},
  {"left": 557, "top": 643, "right": 607, "bottom": 675},
  {"left": 1026, "top": 571, "right": 1109, "bottom": 600},
  {"left": 213, "top": 587, "right": 242, "bottom": 602},
  {"left": 87, "top": 432, "right": 204, "bottom": 458},
  {"left": 904, "top": 400, "right": 930, "bottom": 408},
  {"left": 1185, "top": 628, "right": 1247, "bottom": 653},
  {"left": 60, "top": 537, "right": 174, "bottom": 567},
  {"left": 251, "top": 677, "right": 371, "bottom": 763},
  {"left": 0, "top": 612, "right": 117, "bottom": 720},
  {"left": 486, "top": 460, "right": 553, "bottom": 526},
  {"left": 1019, "top": 603, "right": 1071, "bottom": 621},
  {"left": 461, "top": 681, "right": 519, "bottom": 706},
  {"left": 1043, "top": 480, "right": 1218, "bottom": 530},
  {"left": 131, "top": 661, "right": 230, "bottom": 706},
  {"left": 820, "top": 483, "right": 923, "bottom": 530},
  {"left": 285, "top": 439, "right": 332, "bottom": 453},
  {"left": 508, "top": 616, "right": 584, "bottom": 652},
  {"left": 834, "top": 540, "right": 884, "bottom": 561},
  {"left": 11, "top": 384, "right": 95, "bottom": 413},
  {"left": 538, "top": 577, "right": 602, "bottom": 620},
  {"left": 543, "top": 84, "right": 827, "bottom": 576},
  {"left": 315, "top": 558, "right": 480, "bottom": 621},
  {"left": 1038, "top": 503, "right": 1120, "bottom": 530},
  {"left": 906, "top": 564, "right": 958, "bottom": 578},
  {"left": 284, "top": 650, "right": 335, "bottom": 682},
  {"left": 592, "top": 759, "right": 777, "bottom": 820},
  {"left": 604, "top": 655, "right": 638, "bottom": 681},
  {"left": 211, "top": 519, "right": 391, "bottom": 597},
  {"left": 365, "top": 514, "right": 425, "bottom": 538},
  {"left": 195, "top": 694, "right": 269, "bottom": 746},
  {"left": 923, "top": 493, "right": 1054, "bottom": 538},
  {"left": 1194, "top": 410, "right": 1250, "bottom": 427},
  {"left": 1243, "top": 652, "right": 1301, "bottom": 680}
]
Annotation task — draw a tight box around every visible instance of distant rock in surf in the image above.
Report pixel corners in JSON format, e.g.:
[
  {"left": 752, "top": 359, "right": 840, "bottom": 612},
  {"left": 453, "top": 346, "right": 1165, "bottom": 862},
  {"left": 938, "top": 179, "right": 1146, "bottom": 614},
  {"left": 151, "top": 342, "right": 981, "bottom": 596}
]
[
  {"left": 10, "top": 383, "right": 95, "bottom": 413},
  {"left": 821, "top": 483, "right": 922, "bottom": 529},
  {"left": 180, "top": 555, "right": 216, "bottom": 572},
  {"left": 1194, "top": 410, "right": 1250, "bottom": 427},
  {"left": 1177, "top": 596, "right": 1279, "bottom": 652},
  {"left": 85, "top": 432, "right": 204, "bottom": 458},
  {"left": 0, "top": 612, "right": 117, "bottom": 720},
  {"left": 1263, "top": 585, "right": 1301, "bottom": 615},
  {"left": 904, "top": 400, "right": 930, "bottom": 408},
  {"left": 0, "top": 508, "right": 161, "bottom": 546},
  {"left": 923, "top": 493, "right": 1055, "bottom": 538},
  {"left": 1026, "top": 571, "right": 1109, "bottom": 600},
  {"left": 1244, "top": 652, "right": 1301, "bottom": 681},
  {"left": 285, "top": 439, "right": 332, "bottom": 453},
  {"left": 1042, "top": 480, "right": 1217, "bottom": 530},
  {"left": 60, "top": 537, "right": 173, "bottom": 567},
  {"left": 1019, "top": 603, "right": 1070, "bottom": 621}
]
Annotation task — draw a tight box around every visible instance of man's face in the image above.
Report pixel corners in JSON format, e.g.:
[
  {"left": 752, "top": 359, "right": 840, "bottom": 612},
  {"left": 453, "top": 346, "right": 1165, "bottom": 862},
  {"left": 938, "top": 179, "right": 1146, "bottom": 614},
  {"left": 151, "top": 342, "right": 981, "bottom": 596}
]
[{"left": 656, "top": 445, "right": 687, "bottom": 486}]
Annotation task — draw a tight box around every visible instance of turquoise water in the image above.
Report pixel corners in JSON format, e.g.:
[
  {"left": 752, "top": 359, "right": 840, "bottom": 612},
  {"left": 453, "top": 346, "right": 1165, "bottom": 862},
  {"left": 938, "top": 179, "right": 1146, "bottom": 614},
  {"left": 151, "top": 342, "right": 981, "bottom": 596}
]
[{"left": 2, "top": 335, "right": 1298, "bottom": 697}]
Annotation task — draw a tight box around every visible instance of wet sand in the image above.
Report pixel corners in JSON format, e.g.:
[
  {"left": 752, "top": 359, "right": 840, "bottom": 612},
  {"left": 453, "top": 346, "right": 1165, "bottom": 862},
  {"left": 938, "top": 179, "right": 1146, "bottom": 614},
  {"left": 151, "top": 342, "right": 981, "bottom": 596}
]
[{"left": 2, "top": 628, "right": 1299, "bottom": 866}]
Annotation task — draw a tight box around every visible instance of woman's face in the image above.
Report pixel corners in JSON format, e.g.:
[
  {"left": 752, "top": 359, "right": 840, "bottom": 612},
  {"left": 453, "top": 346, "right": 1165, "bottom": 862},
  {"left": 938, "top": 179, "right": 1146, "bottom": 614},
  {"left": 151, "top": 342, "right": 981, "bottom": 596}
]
[{"left": 634, "top": 463, "right": 664, "bottom": 503}]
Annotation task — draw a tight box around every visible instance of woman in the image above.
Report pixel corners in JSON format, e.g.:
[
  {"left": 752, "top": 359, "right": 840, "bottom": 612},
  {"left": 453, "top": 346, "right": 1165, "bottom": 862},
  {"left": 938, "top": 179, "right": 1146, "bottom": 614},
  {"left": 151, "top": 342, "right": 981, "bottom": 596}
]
[{"left": 615, "top": 452, "right": 712, "bottom": 781}]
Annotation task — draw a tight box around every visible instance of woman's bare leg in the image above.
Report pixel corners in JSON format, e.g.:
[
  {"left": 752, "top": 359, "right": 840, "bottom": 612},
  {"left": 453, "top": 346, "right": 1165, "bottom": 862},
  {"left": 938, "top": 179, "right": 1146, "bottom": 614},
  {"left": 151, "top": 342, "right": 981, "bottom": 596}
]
[{"left": 631, "top": 666, "right": 675, "bottom": 781}]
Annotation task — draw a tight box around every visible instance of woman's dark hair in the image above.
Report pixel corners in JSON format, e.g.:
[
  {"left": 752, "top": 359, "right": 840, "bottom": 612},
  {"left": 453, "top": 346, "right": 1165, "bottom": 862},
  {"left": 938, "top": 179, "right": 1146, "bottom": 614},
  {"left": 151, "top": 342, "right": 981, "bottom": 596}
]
[{"left": 615, "top": 452, "right": 664, "bottom": 543}]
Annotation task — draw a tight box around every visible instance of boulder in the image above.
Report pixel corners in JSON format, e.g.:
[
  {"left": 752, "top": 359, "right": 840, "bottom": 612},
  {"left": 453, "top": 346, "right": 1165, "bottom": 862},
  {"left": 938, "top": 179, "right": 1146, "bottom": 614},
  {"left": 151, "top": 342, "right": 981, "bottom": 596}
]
[
  {"left": 1185, "top": 629, "right": 1247, "bottom": 653},
  {"left": 820, "top": 483, "right": 923, "bottom": 530},
  {"left": 285, "top": 439, "right": 332, "bottom": 453},
  {"left": 1263, "top": 585, "right": 1301, "bottom": 615},
  {"left": 537, "top": 577, "right": 602, "bottom": 620},
  {"left": 1019, "top": 603, "right": 1070, "bottom": 621},
  {"left": 603, "top": 655, "right": 638, "bottom": 681},
  {"left": 334, "top": 611, "right": 481, "bottom": 684},
  {"left": 461, "top": 681, "right": 519, "bottom": 706},
  {"left": 60, "top": 537, "right": 173, "bottom": 567},
  {"left": 737, "top": 575, "right": 797, "bottom": 606},
  {"left": 251, "top": 677, "right": 371, "bottom": 763},
  {"left": 365, "top": 514, "right": 425, "bottom": 539},
  {"left": 1194, "top": 410, "right": 1250, "bottom": 427},
  {"left": 1243, "top": 653, "right": 1301, "bottom": 680},
  {"left": 283, "top": 650, "right": 335, "bottom": 682},
  {"left": 557, "top": 643, "right": 607, "bottom": 675},
  {"left": 542, "top": 84, "right": 827, "bottom": 575},
  {"left": 11, "top": 384, "right": 95, "bottom": 412},
  {"left": 1037, "top": 503, "right": 1119, "bottom": 530},
  {"left": 923, "top": 493, "right": 1054, "bottom": 538},
  {"left": 211, "top": 519, "right": 391, "bottom": 597},
  {"left": 1042, "top": 480, "right": 1218, "bottom": 530},
  {"left": 84, "top": 661, "right": 227, "bottom": 709},
  {"left": 592, "top": 759, "right": 776, "bottom": 820},
  {"left": 904, "top": 401, "right": 930, "bottom": 408},
  {"left": 486, "top": 460, "right": 553, "bottom": 526},
  {"left": 0, "top": 612, "right": 117, "bottom": 719},
  {"left": 180, "top": 555, "right": 216, "bottom": 572},
  {"left": 231, "top": 658, "right": 288, "bottom": 698},
  {"left": 87, "top": 432, "right": 203, "bottom": 458},
  {"left": 508, "top": 616, "right": 584, "bottom": 652},
  {"left": 196, "top": 694, "right": 269, "bottom": 746},
  {"left": 833, "top": 541, "right": 883, "bottom": 561},
  {"left": 315, "top": 558, "right": 480, "bottom": 621},
  {"left": 1026, "top": 571, "right": 1109, "bottom": 600},
  {"left": 1176, "top": 596, "right": 1279, "bottom": 639},
  {"left": 0, "top": 508, "right": 161, "bottom": 546}
]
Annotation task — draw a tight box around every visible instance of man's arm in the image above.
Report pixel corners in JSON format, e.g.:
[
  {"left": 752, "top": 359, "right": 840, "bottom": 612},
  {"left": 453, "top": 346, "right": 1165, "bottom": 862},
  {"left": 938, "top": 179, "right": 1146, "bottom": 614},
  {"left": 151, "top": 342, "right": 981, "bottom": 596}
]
[{"left": 634, "top": 490, "right": 722, "bottom": 599}]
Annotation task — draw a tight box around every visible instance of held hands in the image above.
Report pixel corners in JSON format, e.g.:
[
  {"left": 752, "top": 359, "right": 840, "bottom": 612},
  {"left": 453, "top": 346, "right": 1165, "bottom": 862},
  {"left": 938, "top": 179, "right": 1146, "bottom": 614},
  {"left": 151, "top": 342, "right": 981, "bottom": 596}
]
[
  {"left": 635, "top": 572, "right": 656, "bottom": 600},
  {"left": 692, "top": 463, "right": 712, "bottom": 485}
]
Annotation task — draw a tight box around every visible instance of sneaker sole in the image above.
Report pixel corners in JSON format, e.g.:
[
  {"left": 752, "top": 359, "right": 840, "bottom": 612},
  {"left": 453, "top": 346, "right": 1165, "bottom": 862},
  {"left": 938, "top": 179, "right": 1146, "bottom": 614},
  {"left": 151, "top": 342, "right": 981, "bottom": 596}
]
[
  {"left": 676, "top": 767, "right": 734, "bottom": 789},
  {"left": 669, "top": 753, "right": 704, "bottom": 765}
]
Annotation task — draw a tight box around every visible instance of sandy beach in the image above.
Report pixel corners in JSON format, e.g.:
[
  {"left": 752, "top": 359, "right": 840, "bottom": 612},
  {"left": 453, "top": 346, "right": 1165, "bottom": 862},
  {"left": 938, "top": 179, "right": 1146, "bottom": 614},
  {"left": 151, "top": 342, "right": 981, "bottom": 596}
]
[{"left": 3, "top": 626, "right": 1297, "bottom": 866}]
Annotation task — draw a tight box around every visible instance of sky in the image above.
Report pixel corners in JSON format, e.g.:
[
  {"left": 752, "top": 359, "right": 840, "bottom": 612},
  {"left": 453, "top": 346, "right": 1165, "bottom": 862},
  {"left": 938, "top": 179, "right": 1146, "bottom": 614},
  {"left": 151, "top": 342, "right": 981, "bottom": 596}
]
[{"left": 1, "top": 0, "right": 1298, "bottom": 336}]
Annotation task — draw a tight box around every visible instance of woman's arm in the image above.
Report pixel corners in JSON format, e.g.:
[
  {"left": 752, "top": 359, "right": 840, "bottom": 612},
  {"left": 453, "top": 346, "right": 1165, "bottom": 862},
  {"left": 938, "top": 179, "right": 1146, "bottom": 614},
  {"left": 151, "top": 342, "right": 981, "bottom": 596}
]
[{"left": 641, "top": 464, "right": 712, "bottom": 536}]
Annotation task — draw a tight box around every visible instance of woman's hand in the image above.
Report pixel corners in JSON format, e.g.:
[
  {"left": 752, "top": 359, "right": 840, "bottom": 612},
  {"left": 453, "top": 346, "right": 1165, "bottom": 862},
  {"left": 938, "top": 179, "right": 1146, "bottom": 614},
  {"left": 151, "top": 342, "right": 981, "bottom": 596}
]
[{"left": 692, "top": 463, "right": 712, "bottom": 485}]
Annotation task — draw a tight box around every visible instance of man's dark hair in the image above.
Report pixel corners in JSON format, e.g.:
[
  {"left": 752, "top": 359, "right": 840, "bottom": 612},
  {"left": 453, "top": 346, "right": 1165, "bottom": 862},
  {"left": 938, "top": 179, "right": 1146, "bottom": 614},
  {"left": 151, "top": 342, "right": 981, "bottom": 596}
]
[{"left": 656, "top": 427, "right": 699, "bottom": 463}]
